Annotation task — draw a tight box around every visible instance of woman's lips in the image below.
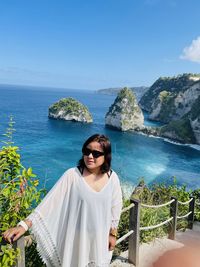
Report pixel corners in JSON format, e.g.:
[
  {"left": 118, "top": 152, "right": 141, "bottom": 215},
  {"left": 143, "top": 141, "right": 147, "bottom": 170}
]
[{"left": 86, "top": 160, "right": 94, "bottom": 164}]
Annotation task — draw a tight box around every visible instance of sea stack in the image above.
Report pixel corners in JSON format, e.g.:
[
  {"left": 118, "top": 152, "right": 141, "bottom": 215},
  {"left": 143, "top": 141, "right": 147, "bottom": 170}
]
[
  {"left": 48, "top": 97, "right": 93, "bottom": 123},
  {"left": 105, "top": 87, "right": 144, "bottom": 131}
]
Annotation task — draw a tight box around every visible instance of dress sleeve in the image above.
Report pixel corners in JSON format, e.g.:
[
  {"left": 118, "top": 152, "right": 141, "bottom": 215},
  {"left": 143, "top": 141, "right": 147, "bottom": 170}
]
[
  {"left": 25, "top": 168, "right": 74, "bottom": 266},
  {"left": 110, "top": 173, "right": 123, "bottom": 230}
]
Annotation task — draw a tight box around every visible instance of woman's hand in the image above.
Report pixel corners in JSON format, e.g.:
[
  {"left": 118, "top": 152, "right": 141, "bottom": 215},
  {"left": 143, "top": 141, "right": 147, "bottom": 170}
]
[
  {"left": 109, "top": 234, "right": 116, "bottom": 251},
  {"left": 2, "top": 226, "right": 26, "bottom": 243}
]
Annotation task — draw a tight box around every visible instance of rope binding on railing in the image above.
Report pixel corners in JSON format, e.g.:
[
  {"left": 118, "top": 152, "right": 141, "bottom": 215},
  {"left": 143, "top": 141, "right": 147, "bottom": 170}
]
[
  {"left": 121, "top": 203, "right": 135, "bottom": 214},
  {"left": 178, "top": 198, "right": 193, "bottom": 205},
  {"left": 141, "top": 199, "right": 175, "bottom": 208},
  {"left": 140, "top": 217, "right": 173, "bottom": 231},
  {"left": 177, "top": 211, "right": 192, "bottom": 219},
  {"left": 116, "top": 230, "right": 134, "bottom": 245}
]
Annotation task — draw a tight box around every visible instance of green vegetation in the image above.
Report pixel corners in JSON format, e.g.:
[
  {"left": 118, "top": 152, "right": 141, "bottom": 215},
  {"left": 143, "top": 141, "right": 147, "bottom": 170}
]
[
  {"left": 115, "top": 180, "right": 200, "bottom": 256},
  {"left": 0, "top": 117, "right": 45, "bottom": 267},
  {"left": 139, "top": 73, "right": 200, "bottom": 143},
  {"left": 140, "top": 73, "right": 200, "bottom": 112},
  {"left": 117, "top": 87, "right": 136, "bottom": 102},
  {"left": 186, "top": 96, "right": 200, "bottom": 121},
  {"left": 158, "top": 90, "right": 172, "bottom": 101},
  {"left": 106, "top": 87, "right": 138, "bottom": 116},
  {"left": 49, "top": 97, "right": 92, "bottom": 121},
  {"left": 158, "top": 96, "right": 200, "bottom": 143},
  {"left": 155, "top": 91, "right": 177, "bottom": 122},
  {"left": 160, "top": 118, "right": 196, "bottom": 143}
]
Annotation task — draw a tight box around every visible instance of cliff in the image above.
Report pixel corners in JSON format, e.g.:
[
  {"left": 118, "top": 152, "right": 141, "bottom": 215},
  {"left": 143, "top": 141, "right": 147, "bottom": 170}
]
[
  {"left": 105, "top": 87, "right": 144, "bottom": 131},
  {"left": 137, "top": 73, "right": 200, "bottom": 144},
  {"left": 140, "top": 73, "right": 200, "bottom": 123},
  {"left": 48, "top": 97, "right": 93, "bottom": 123},
  {"left": 159, "top": 96, "right": 200, "bottom": 144}
]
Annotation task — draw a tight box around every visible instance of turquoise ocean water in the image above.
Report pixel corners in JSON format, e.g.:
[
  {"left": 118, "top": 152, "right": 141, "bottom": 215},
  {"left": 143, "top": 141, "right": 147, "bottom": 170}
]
[{"left": 0, "top": 84, "right": 200, "bottom": 193}]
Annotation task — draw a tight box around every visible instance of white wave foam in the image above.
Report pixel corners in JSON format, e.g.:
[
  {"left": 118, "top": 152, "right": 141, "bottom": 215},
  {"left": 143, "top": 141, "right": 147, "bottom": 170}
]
[
  {"left": 139, "top": 132, "right": 200, "bottom": 151},
  {"left": 187, "top": 144, "right": 200, "bottom": 151},
  {"left": 121, "top": 182, "right": 135, "bottom": 199},
  {"left": 146, "top": 164, "right": 166, "bottom": 175}
]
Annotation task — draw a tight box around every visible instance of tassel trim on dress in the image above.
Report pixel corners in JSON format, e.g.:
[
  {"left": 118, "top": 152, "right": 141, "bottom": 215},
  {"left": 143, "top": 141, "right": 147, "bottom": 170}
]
[
  {"left": 85, "top": 261, "right": 110, "bottom": 267},
  {"left": 27, "top": 210, "right": 62, "bottom": 267}
]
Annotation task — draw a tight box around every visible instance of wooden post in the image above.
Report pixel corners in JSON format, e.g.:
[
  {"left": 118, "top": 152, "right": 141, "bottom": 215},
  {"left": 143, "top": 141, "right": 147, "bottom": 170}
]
[
  {"left": 188, "top": 197, "right": 195, "bottom": 229},
  {"left": 128, "top": 198, "right": 140, "bottom": 267},
  {"left": 168, "top": 196, "right": 178, "bottom": 240},
  {"left": 15, "top": 236, "right": 25, "bottom": 267}
]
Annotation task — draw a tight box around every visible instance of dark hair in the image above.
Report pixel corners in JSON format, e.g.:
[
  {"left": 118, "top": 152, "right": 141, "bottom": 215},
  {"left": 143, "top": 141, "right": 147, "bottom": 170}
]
[{"left": 78, "top": 134, "right": 111, "bottom": 173}]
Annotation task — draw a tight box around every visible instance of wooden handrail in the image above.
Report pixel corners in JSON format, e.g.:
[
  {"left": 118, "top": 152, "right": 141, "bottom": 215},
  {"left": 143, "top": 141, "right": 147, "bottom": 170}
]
[
  {"left": 117, "top": 196, "right": 197, "bottom": 267},
  {"left": 14, "top": 236, "right": 25, "bottom": 267}
]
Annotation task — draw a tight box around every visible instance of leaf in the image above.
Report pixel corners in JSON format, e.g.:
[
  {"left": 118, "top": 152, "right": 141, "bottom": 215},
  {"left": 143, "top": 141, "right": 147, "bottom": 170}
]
[
  {"left": 22, "top": 169, "right": 27, "bottom": 176},
  {"left": 33, "top": 180, "right": 39, "bottom": 186},
  {"left": 2, "top": 188, "right": 10, "bottom": 198},
  {"left": 27, "top": 168, "right": 32, "bottom": 176}
]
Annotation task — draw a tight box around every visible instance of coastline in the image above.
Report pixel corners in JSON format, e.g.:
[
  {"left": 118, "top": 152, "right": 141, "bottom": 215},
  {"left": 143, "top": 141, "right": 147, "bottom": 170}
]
[
  {"left": 1, "top": 87, "right": 200, "bottom": 191},
  {"left": 132, "top": 128, "right": 200, "bottom": 151}
]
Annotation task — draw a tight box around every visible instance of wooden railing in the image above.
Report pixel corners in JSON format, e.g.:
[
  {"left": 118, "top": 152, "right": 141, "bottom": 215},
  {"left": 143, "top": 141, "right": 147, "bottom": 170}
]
[
  {"left": 13, "top": 236, "right": 25, "bottom": 267},
  {"left": 115, "top": 196, "right": 200, "bottom": 267},
  {"left": 14, "top": 196, "right": 200, "bottom": 267}
]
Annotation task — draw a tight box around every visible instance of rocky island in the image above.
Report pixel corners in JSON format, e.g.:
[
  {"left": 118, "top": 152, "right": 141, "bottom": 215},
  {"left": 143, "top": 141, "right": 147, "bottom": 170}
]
[
  {"left": 48, "top": 97, "right": 93, "bottom": 123},
  {"left": 105, "top": 87, "right": 144, "bottom": 131}
]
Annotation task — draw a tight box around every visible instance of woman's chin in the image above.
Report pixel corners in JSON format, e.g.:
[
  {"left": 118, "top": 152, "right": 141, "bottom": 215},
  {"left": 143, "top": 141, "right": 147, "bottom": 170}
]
[
  {"left": 85, "top": 161, "right": 95, "bottom": 167},
  {"left": 86, "top": 164, "right": 95, "bottom": 170},
  {"left": 85, "top": 164, "right": 100, "bottom": 172}
]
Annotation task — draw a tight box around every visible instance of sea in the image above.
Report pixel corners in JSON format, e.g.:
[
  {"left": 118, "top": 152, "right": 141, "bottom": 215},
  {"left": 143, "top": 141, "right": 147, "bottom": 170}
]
[{"left": 0, "top": 84, "right": 200, "bottom": 195}]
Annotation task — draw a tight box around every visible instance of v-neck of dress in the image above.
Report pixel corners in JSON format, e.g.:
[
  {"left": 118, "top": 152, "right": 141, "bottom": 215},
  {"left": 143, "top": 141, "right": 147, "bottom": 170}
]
[{"left": 76, "top": 167, "right": 113, "bottom": 194}]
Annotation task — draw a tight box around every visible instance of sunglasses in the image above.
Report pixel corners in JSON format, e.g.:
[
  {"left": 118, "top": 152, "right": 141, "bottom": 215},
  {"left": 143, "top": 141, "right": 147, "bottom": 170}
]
[{"left": 82, "top": 147, "right": 105, "bottom": 158}]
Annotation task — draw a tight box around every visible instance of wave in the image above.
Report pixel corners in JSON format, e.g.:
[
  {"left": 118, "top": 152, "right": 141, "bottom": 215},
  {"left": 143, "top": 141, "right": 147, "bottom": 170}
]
[
  {"left": 135, "top": 131, "right": 200, "bottom": 151},
  {"left": 162, "top": 137, "right": 200, "bottom": 151},
  {"left": 187, "top": 144, "right": 200, "bottom": 151},
  {"left": 121, "top": 181, "right": 136, "bottom": 199}
]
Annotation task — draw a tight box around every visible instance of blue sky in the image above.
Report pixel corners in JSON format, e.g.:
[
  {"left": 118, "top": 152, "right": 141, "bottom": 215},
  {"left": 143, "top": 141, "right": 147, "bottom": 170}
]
[{"left": 0, "top": 0, "right": 200, "bottom": 90}]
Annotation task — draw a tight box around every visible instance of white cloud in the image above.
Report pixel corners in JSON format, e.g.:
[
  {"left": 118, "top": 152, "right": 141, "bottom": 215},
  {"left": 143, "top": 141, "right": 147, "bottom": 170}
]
[{"left": 180, "top": 36, "right": 200, "bottom": 63}]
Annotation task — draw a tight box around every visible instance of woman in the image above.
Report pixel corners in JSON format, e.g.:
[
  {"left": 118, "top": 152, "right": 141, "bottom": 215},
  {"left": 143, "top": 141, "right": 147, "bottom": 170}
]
[{"left": 3, "top": 134, "right": 123, "bottom": 267}]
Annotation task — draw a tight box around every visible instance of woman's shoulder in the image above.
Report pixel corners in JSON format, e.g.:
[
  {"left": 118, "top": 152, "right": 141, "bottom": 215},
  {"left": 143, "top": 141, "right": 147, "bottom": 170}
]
[
  {"left": 110, "top": 169, "right": 118, "bottom": 177},
  {"left": 64, "top": 167, "right": 78, "bottom": 175},
  {"left": 110, "top": 169, "right": 120, "bottom": 183},
  {"left": 58, "top": 167, "right": 79, "bottom": 184}
]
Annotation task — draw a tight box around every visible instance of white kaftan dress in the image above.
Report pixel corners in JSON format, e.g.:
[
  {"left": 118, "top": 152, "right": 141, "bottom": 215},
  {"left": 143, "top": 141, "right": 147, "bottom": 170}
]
[{"left": 27, "top": 167, "right": 123, "bottom": 267}]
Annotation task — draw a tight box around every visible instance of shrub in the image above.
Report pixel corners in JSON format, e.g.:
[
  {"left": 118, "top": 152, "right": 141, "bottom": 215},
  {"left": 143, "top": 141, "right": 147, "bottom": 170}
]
[
  {"left": 0, "top": 117, "right": 46, "bottom": 267},
  {"left": 116, "top": 178, "right": 200, "bottom": 255}
]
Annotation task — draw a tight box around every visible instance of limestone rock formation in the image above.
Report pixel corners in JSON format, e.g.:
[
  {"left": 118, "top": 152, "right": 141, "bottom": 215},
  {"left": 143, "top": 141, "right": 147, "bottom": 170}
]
[
  {"left": 159, "top": 96, "right": 200, "bottom": 144},
  {"left": 105, "top": 87, "right": 144, "bottom": 131},
  {"left": 140, "top": 73, "right": 200, "bottom": 123},
  {"left": 48, "top": 97, "right": 93, "bottom": 123},
  {"left": 138, "top": 73, "right": 200, "bottom": 144}
]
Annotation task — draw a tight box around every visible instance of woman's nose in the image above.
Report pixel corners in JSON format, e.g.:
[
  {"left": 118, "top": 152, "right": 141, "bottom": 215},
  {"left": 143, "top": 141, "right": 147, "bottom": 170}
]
[{"left": 88, "top": 153, "right": 93, "bottom": 158}]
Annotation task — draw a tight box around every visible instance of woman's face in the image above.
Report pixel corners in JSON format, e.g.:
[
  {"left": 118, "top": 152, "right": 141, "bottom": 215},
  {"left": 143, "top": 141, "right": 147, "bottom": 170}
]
[{"left": 83, "top": 141, "right": 105, "bottom": 172}]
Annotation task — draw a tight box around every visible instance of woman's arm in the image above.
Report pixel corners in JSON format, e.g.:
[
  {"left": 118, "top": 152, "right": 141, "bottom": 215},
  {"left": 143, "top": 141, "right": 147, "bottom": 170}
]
[
  {"left": 3, "top": 168, "right": 72, "bottom": 244},
  {"left": 3, "top": 219, "right": 33, "bottom": 243}
]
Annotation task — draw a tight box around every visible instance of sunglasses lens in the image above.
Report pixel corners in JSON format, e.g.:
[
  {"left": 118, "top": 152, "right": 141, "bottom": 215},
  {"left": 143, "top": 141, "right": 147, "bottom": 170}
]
[
  {"left": 92, "top": 151, "right": 103, "bottom": 158},
  {"left": 83, "top": 148, "right": 104, "bottom": 158},
  {"left": 83, "top": 148, "right": 91, "bottom": 156}
]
